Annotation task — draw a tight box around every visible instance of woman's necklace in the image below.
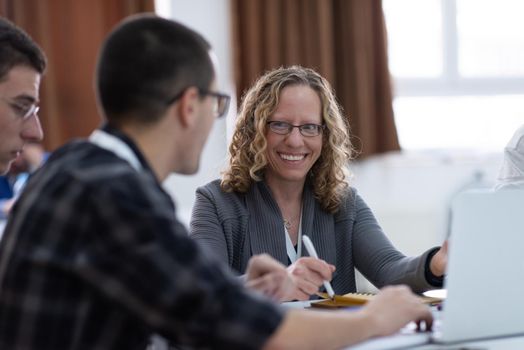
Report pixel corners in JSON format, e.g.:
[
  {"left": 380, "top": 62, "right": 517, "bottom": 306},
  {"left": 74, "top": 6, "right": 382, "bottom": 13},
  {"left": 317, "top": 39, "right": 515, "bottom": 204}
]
[
  {"left": 284, "top": 212, "right": 303, "bottom": 263},
  {"left": 284, "top": 211, "right": 300, "bottom": 231},
  {"left": 283, "top": 219, "right": 292, "bottom": 230}
]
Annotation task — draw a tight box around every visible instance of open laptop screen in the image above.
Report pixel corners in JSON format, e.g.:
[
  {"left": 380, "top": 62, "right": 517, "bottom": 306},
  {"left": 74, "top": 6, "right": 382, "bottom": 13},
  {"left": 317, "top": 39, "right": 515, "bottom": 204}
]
[{"left": 439, "top": 189, "right": 524, "bottom": 342}]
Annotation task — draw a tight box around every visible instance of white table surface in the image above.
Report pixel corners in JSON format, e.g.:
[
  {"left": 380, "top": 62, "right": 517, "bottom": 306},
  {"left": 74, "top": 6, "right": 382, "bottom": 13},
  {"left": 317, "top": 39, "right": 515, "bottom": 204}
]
[{"left": 281, "top": 299, "right": 524, "bottom": 350}]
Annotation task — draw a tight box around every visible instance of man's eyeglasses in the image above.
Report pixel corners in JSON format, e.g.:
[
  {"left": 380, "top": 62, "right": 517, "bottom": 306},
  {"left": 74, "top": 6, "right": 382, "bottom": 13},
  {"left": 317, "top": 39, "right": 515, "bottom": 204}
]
[
  {"left": 1, "top": 97, "right": 40, "bottom": 120},
  {"left": 166, "top": 88, "right": 231, "bottom": 119},
  {"left": 199, "top": 89, "right": 230, "bottom": 119},
  {"left": 267, "top": 121, "right": 325, "bottom": 137}
]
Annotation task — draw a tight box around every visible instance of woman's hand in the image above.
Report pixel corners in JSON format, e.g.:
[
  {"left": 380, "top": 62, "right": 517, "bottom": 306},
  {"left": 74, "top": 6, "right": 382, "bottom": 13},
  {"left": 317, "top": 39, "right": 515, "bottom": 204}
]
[{"left": 430, "top": 240, "right": 448, "bottom": 277}]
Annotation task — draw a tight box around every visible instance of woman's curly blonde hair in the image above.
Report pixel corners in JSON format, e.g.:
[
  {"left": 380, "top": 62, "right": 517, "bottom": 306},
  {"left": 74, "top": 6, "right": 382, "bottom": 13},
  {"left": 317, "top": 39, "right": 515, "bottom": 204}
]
[{"left": 221, "top": 66, "right": 354, "bottom": 213}]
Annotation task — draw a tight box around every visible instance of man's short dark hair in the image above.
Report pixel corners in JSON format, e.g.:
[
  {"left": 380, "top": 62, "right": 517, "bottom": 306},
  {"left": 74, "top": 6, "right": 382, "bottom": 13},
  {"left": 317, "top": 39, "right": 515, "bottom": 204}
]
[
  {"left": 96, "top": 15, "right": 214, "bottom": 124},
  {"left": 0, "top": 17, "right": 47, "bottom": 81}
]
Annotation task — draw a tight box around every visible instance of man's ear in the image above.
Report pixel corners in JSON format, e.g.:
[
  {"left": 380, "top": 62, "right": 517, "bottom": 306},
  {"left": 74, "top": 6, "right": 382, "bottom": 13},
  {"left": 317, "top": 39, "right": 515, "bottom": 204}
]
[{"left": 176, "top": 87, "right": 200, "bottom": 128}]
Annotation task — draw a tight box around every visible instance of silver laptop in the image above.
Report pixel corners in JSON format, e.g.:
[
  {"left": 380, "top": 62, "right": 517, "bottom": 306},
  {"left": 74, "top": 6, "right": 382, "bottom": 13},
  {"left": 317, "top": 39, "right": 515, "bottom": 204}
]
[
  {"left": 349, "top": 189, "right": 524, "bottom": 350},
  {"left": 436, "top": 189, "right": 524, "bottom": 343}
]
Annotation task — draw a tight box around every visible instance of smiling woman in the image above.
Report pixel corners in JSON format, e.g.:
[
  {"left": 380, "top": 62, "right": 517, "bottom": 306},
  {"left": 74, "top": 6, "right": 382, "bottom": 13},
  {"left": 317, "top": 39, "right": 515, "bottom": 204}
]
[
  {"left": 264, "top": 85, "right": 324, "bottom": 192},
  {"left": 189, "top": 65, "right": 448, "bottom": 302}
]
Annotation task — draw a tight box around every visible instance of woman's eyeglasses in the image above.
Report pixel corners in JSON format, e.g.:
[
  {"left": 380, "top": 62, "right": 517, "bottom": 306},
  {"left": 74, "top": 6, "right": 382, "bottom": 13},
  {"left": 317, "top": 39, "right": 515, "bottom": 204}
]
[{"left": 267, "top": 120, "right": 324, "bottom": 137}]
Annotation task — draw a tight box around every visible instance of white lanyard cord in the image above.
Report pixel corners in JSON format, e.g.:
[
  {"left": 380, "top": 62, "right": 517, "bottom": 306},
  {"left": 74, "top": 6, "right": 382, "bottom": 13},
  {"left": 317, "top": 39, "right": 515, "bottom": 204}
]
[{"left": 284, "top": 213, "right": 303, "bottom": 264}]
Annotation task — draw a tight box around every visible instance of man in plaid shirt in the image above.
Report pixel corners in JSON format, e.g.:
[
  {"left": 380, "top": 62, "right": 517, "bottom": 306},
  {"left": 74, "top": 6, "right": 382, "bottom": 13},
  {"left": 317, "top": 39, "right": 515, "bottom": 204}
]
[{"left": 0, "top": 15, "right": 432, "bottom": 350}]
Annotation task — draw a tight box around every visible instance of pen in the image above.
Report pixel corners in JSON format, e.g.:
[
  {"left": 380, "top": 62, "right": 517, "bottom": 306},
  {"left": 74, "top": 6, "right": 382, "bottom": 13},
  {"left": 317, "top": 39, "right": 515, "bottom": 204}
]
[{"left": 302, "top": 235, "right": 335, "bottom": 301}]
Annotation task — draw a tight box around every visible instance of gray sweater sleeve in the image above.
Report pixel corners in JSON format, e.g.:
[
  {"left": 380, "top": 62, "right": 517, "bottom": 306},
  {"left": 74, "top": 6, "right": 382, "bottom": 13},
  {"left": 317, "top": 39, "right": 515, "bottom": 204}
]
[{"left": 350, "top": 192, "right": 436, "bottom": 293}]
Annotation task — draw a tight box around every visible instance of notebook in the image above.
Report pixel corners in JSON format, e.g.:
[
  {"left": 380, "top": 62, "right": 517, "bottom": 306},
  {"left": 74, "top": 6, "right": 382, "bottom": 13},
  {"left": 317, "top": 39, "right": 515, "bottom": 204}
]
[
  {"left": 312, "top": 292, "right": 442, "bottom": 308},
  {"left": 345, "top": 189, "right": 524, "bottom": 349}
]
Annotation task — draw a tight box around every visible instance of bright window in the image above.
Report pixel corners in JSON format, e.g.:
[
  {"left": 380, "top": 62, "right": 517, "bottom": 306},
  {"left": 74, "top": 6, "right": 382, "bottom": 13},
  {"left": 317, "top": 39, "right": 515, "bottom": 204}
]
[{"left": 383, "top": 0, "right": 524, "bottom": 150}]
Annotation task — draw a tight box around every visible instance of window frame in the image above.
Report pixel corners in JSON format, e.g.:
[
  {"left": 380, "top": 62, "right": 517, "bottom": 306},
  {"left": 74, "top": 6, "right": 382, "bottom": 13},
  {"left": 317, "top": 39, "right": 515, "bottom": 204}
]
[{"left": 390, "top": 0, "right": 524, "bottom": 97}]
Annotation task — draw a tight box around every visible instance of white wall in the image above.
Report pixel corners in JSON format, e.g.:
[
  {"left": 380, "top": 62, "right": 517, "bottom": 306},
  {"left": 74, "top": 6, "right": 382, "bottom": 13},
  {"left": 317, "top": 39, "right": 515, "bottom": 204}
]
[{"left": 158, "top": 0, "right": 235, "bottom": 226}]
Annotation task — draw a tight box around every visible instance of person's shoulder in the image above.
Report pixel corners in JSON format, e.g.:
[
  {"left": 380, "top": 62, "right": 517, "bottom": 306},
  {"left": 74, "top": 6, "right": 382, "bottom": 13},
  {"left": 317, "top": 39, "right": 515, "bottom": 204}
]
[
  {"left": 197, "top": 179, "right": 240, "bottom": 197},
  {"left": 196, "top": 179, "right": 245, "bottom": 205},
  {"left": 504, "top": 124, "right": 524, "bottom": 150},
  {"left": 45, "top": 140, "right": 142, "bottom": 186},
  {"left": 197, "top": 178, "right": 222, "bottom": 193},
  {"left": 340, "top": 186, "right": 358, "bottom": 205},
  {"left": 50, "top": 140, "right": 123, "bottom": 165},
  {"left": 333, "top": 186, "right": 360, "bottom": 220}
]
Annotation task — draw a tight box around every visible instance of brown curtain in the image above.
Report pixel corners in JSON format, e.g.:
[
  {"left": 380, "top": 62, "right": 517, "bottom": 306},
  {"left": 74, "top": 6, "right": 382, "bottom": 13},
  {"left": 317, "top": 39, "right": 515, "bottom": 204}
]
[
  {"left": 231, "top": 0, "right": 399, "bottom": 157},
  {"left": 0, "top": 0, "right": 155, "bottom": 151}
]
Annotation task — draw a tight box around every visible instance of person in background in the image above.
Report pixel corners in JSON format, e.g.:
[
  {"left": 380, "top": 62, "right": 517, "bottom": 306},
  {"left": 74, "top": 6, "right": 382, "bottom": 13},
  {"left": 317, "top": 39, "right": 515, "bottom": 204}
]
[
  {"left": 190, "top": 66, "right": 448, "bottom": 301},
  {"left": 0, "top": 142, "right": 46, "bottom": 218},
  {"left": 0, "top": 18, "right": 45, "bottom": 176},
  {"left": 0, "top": 17, "right": 45, "bottom": 238},
  {"left": 0, "top": 15, "right": 432, "bottom": 350},
  {"left": 495, "top": 124, "right": 524, "bottom": 190}
]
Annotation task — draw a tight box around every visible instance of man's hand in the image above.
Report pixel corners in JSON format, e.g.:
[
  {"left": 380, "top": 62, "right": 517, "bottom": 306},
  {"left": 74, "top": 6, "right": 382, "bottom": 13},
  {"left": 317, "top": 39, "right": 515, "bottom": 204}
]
[
  {"left": 361, "top": 285, "right": 433, "bottom": 337},
  {"left": 245, "top": 254, "right": 297, "bottom": 302},
  {"left": 286, "top": 257, "right": 335, "bottom": 301}
]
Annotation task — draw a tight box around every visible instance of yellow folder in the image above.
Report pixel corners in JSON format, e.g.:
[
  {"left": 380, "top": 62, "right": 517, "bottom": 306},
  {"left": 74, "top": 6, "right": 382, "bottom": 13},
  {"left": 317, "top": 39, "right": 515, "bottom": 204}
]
[{"left": 312, "top": 292, "right": 442, "bottom": 309}]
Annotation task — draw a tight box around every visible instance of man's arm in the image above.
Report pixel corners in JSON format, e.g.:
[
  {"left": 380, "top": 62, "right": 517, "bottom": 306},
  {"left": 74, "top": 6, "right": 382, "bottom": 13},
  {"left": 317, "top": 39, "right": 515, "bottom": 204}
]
[
  {"left": 263, "top": 285, "right": 433, "bottom": 350},
  {"left": 80, "top": 178, "right": 283, "bottom": 349},
  {"left": 245, "top": 254, "right": 335, "bottom": 302},
  {"left": 245, "top": 253, "right": 433, "bottom": 350},
  {"left": 245, "top": 254, "right": 304, "bottom": 302}
]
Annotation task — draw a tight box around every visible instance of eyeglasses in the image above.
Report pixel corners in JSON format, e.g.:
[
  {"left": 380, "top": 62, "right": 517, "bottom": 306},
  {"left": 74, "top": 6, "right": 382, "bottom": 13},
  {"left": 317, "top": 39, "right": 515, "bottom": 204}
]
[
  {"left": 166, "top": 88, "right": 231, "bottom": 119},
  {"left": 199, "top": 89, "right": 231, "bottom": 119},
  {"left": 1, "top": 97, "right": 40, "bottom": 120},
  {"left": 267, "top": 121, "right": 325, "bottom": 137}
]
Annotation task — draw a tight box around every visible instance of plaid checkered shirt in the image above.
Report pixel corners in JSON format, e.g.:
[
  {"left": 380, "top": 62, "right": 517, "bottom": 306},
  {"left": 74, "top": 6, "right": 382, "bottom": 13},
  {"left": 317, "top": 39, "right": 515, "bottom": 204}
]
[{"left": 0, "top": 127, "right": 283, "bottom": 350}]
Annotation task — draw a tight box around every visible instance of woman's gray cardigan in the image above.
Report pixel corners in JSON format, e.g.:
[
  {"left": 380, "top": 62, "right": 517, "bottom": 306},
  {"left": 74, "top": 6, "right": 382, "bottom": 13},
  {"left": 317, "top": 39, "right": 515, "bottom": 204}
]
[{"left": 189, "top": 179, "right": 438, "bottom": 294}]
